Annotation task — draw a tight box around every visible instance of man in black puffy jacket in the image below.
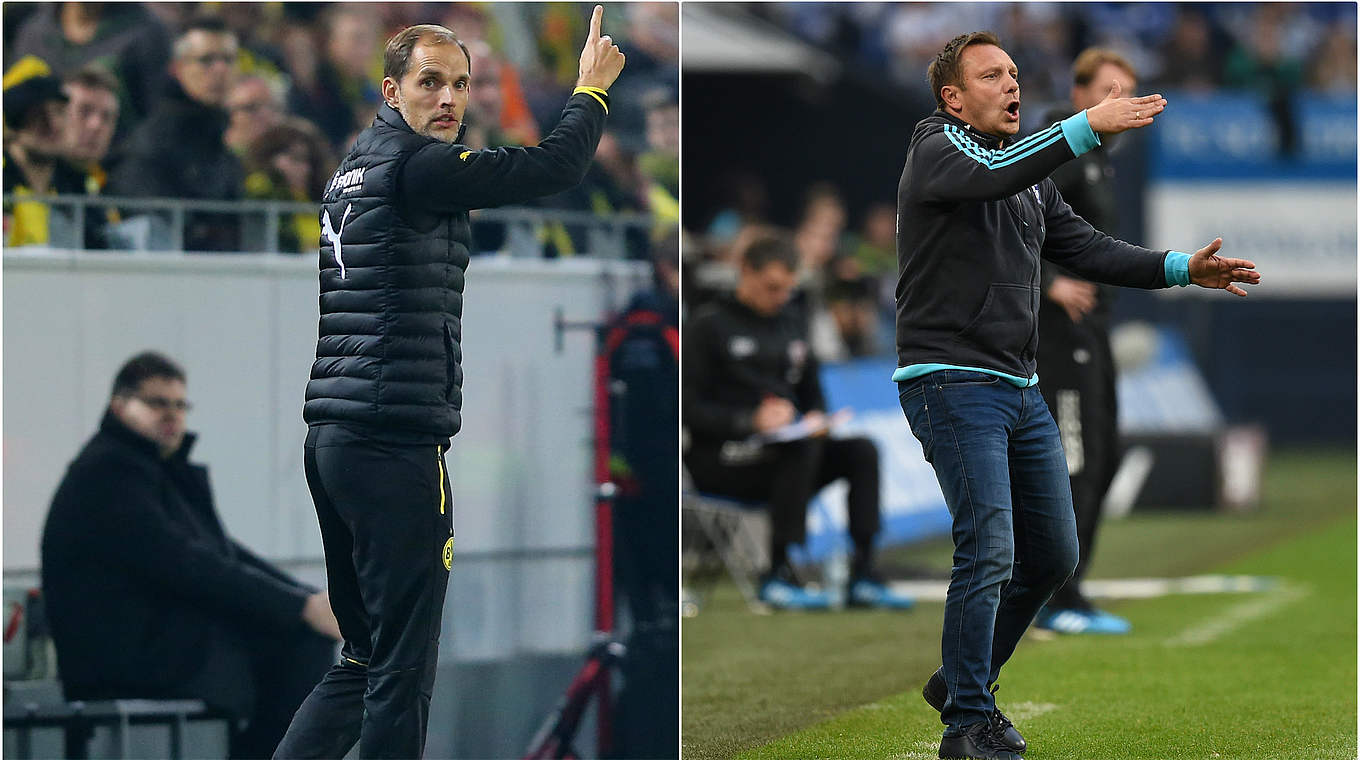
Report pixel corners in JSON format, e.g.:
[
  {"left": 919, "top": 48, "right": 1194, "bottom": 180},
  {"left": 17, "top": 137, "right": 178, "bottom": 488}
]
[{"left": 276, "top": 8, "right": 624, "bottom": 758}]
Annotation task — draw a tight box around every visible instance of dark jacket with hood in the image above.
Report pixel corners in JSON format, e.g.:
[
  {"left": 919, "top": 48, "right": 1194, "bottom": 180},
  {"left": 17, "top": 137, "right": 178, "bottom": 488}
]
[
  {"left": 894, "top": 110, "right": 1184, "bottom": 381},
  {"left": 303, "top": 92, "right": 608, "bottom": 443},
  {"left": 41, "top": 411, "right": 314, "bottom": 716}
]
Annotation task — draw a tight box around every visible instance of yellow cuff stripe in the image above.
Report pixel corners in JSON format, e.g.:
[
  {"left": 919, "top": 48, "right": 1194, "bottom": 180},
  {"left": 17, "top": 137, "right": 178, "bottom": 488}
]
[{"left": 572, "top": 86, "right": 609, "bottom": 114}]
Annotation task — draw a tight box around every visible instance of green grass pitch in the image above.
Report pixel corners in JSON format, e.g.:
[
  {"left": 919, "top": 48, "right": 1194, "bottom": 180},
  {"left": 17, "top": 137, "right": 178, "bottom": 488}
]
[{"left": 681, "top": 449, "right": 1357, "bottom": 760}]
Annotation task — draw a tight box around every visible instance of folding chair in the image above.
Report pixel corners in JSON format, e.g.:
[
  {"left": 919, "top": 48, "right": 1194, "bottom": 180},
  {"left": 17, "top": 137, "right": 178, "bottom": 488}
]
[{"left": 681, "top": 474, "right": 771, "bottom": 612}]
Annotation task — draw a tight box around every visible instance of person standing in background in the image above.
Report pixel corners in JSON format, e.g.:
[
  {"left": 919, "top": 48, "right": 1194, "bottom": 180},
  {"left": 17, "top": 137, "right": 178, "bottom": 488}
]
[{"left": 1034, "top": 48, "right": 1141, "bottom": 636}]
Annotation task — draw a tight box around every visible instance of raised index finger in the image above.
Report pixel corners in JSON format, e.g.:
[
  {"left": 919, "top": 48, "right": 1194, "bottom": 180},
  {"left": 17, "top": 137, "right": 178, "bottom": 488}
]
[{"left": 589, "top": 5, "right": 603, "bottom": 39}]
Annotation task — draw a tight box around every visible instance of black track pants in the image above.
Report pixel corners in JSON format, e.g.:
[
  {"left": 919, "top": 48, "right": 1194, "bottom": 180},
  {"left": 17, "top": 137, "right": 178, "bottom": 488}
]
[
  {"left": 1037, "top": 324, "right": 1119, "bottom": 611},
  {"left": 274, "top": 428, "right": 454, "bottom": 759},
  {"left": 686, "top": 435, "right": 881, "bottom": 565}
]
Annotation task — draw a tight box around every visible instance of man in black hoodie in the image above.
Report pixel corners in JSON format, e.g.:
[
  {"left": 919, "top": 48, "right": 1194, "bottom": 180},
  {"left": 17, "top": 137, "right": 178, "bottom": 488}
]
[
  {"left": 277, "top": 9, "right": 623, "bottom": 758},
  {"left": 895, "top": 32, "right": 1259, "bottom": 760},
  {"left": 108, "top": 18, "right": 244, "bottom": 251}
]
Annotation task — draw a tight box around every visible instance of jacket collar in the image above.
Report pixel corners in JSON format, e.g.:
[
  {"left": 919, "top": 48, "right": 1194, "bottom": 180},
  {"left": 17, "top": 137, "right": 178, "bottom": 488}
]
[
  {"left": 98, "top": 409, "right": 197, "bottom": 462},
  {"left": 376, "top": 103, "right": 414, "bottom": 134},
  {"left": 374, "top": 102, "right": 467, "bottom": 143},
  {"left": 933, "top": 110, "right": 1008, "bottom": 149}
]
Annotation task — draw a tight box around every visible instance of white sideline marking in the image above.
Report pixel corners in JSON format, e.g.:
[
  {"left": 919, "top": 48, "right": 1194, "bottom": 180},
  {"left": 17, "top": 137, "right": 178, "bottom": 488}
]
[
  {"left": 1004, "top": 701, "right": 1059, "bottom": 721},
  {"left": 1163, "top": 585, "right": 1309, "bottom": 647},
  {"left": 888, "top": 574, "right": 1275, "bottom": 602}
]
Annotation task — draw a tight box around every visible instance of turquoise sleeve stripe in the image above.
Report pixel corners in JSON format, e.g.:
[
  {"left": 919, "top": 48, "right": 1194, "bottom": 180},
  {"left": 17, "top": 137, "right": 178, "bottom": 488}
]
[
  {"left": 892, "top": 363, "right": 1038, "bottom": 388},
  {"left": 945, "top": 123, "right": 1059, "bottom": 162},
  {"left": 1164, "top": 251, "right": 1191, "bottom": 287},
  {"left": 1059, "top": 111, "right": 1101, "bottom": 156},
  {"left": 944, "top": 125, "right": 1065, "bottom": 170}
]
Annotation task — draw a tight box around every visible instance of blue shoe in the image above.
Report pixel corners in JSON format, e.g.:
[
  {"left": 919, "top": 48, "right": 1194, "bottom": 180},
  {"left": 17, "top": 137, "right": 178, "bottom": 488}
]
[
  {"left": 758, "top": 576, "right": 832, "bottom": 610},
  {"left": 1036, "top": 607, "right": 1131, "bottom": 635},
  {"left": 847, "top": 577, "right": 915, "bottom": 610},
  {"left": 1084, "top": 608, "right": 1132, "bottom": 634}
]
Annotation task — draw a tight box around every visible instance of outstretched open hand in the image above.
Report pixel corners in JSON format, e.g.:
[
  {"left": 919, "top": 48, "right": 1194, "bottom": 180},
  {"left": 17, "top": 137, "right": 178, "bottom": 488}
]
[
  {"left": 1188, "top": 238, "right": 1260, "bottom": 297},
  {"left": 1085, "top": 80, "right": 1168, "bottom": 135}
]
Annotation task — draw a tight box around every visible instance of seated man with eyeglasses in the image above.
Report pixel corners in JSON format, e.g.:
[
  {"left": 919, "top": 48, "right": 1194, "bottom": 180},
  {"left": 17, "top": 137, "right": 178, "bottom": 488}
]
[{"left": 41, "top": 351, "right": 341, "bottom": 759}]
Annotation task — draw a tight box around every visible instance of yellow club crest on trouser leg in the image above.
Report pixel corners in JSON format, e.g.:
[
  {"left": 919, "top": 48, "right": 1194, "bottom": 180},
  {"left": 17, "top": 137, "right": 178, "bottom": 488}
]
[{"left": 443, "top": 535, "right": 454, "bottom": 571}]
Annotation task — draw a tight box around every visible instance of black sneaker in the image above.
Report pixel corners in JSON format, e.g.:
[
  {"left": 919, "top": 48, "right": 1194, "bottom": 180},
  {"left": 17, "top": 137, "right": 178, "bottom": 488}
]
[
  {"left": 922, "top": 668, "right": 1027, "bottom": 753},
  {"left": 938, "top": 717, "right": 1022, "bottom": 760}
]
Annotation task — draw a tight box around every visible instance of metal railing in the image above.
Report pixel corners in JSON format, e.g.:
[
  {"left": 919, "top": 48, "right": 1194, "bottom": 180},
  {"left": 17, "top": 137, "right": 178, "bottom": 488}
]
[{"left": 2, "top": 194, "right": 657, "bottom": 259}]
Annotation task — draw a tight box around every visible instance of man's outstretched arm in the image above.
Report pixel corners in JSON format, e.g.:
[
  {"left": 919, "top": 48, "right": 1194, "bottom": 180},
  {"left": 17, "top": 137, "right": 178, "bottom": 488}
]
[
  {"left": 401, "top": 5, "right": 626, "bottom": 213},
  {"left": 912, "top": 82, "right": 1166, "bottom": 204}
]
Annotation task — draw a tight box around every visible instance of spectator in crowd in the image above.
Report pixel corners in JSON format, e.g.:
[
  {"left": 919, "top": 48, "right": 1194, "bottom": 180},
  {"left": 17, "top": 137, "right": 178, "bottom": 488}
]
[
  {"left": 8, "top": 3, "right": 172, "bottom": 136},
  {"left": 1153, "top": 9, "right": 1223, "bottom": 92},
  {"left": 108, "top": 17, "right": 245, "bottom": 251},
  {"left": 41, "top": 351, "right": 338, "bottom": 759},
  {"left": 792, "top": 183, "right": 851, "bottom": 360},
  {"left": 1309, "top": 27, "right": 1358, "bottom": 94},
  {"left": 683, "top": 233, "right": 914, "bottom": 611},
  {"left": 243, "top": 117, "right": 332, "bottom": 253},
  {"left": 848, "top": 202, "right": 898, "bottom": 285},
  {"left": 216, "top": 2, "right": 294, "bottom": 95},
  {"left": 2, "top": 58, "right": 88, "bottom": 248},
  {"left": 640, "top": 88, "right": 679, "bottom": 231},
  {"left": 1034, "top": 48, "right": 1141, "bottom": 637},
  {"left": 61, "top": 65, "right": 122, "bottom": 248},
  {"left": 824, "top": 253, "right": 879, "bottom": 357},
  {"left": 1223, "top": 6, "right": 1305, "bottom": 156},
  {"left": 225, "top": 75, "right": 286, "bottom": 157},
  {"left": 461, "top": 39, "right": 542, "bottom": 148},
  {"left": 61, "top": 65, "right": 120, "bottom": 181},
  {"left": 288, "top": 5, "right": 383, "bottom": 151}
]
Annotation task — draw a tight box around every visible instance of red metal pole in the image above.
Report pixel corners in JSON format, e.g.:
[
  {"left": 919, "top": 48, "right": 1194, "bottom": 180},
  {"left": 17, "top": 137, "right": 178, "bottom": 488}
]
[{"left": 591, "top": 341, "right": 614, "bottom": 756}]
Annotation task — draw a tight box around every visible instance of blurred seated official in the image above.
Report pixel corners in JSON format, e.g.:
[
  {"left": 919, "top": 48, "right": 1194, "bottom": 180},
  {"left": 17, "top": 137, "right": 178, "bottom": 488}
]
[
  {"left": 108, "top": 17, "right": 245, "bottom": 251},
  {"left": 683, "top": 233, "right": 914, "bottom": 611},
  {"left": 41, "top": 352, "right": 339, "bottom": 759}
]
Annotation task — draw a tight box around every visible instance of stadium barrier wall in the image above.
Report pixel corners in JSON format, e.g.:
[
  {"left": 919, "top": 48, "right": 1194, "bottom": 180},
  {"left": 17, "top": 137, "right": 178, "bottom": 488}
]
[{"left": 3, "top": 249, "right": 648, "bottom": 757}]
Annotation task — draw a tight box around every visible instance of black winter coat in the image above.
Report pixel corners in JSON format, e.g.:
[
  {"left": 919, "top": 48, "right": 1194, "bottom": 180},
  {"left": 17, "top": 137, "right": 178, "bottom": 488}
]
[
  {"left": 41, "top": 412, "right": 312, "bottom": 715},
  {"left": 106, "top": 79, "right": 245, "bottom": 251},
  {"left": 303, "top": 94, "right": 608, "bottom": 442}
]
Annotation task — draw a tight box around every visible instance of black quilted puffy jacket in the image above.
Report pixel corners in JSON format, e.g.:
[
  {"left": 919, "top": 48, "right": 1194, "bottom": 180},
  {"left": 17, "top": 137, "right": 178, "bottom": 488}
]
[{"left": 304, "top": 95, "right": 608, "bottom": 442}]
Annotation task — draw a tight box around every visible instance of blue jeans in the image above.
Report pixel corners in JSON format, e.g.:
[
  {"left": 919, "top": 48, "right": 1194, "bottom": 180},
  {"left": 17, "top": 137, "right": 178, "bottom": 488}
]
[{"left": 898, "top": 370, "right": 1078, "bottom": 735}]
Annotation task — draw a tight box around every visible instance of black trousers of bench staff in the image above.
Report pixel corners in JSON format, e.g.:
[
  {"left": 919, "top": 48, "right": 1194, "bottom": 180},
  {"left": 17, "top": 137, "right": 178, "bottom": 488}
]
[
  {"left": 686, "top": 436, "right": 881, "bottom": 576},
  {"left": 275, "top": 427, "right": 454, "bottom": 759},
  {"left": 1037, "top": 316, "right": 1119, "bottom": 612}
]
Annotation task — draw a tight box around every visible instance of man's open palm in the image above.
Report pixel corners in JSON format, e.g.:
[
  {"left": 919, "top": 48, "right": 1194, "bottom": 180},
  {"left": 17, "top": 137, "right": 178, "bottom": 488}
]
[{"left": 1188, "top": 237, "right": 1260, "bottom": 297}]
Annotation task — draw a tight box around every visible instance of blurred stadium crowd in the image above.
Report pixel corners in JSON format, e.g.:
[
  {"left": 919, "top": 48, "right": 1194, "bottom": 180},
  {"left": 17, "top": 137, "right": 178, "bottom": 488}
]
[
  {"left": 683, "top": 1, "right": 1356, "bottom": 362},
  {"left": 3, "top": 2, "right": 678, "bottom": 256}
]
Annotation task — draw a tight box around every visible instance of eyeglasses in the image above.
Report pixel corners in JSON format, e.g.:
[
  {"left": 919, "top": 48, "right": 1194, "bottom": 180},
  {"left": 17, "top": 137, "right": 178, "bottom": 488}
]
[
  {"left": 188, "top": 52, "right": 237, "bottom": 67},
  {"left": 230, "top": 100, "right": 272, "bottom": 114},
  {"left": 135, "top": 396, "right": 193, "bottom": 413}
]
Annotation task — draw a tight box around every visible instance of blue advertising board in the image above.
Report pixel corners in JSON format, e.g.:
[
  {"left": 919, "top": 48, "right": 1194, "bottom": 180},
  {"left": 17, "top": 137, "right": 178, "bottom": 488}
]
[{"left": 1150, "top": 91, "right": 1356, "bottom": 181}]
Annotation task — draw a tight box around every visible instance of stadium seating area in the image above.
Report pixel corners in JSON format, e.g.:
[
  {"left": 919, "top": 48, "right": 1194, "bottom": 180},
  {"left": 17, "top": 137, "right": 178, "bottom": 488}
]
[
  {"left": 2, "top": 2, "right": 678, "bottom": 257},
  {"left": 683, "top": 1, "right": 1356, "bottom": 362}
]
